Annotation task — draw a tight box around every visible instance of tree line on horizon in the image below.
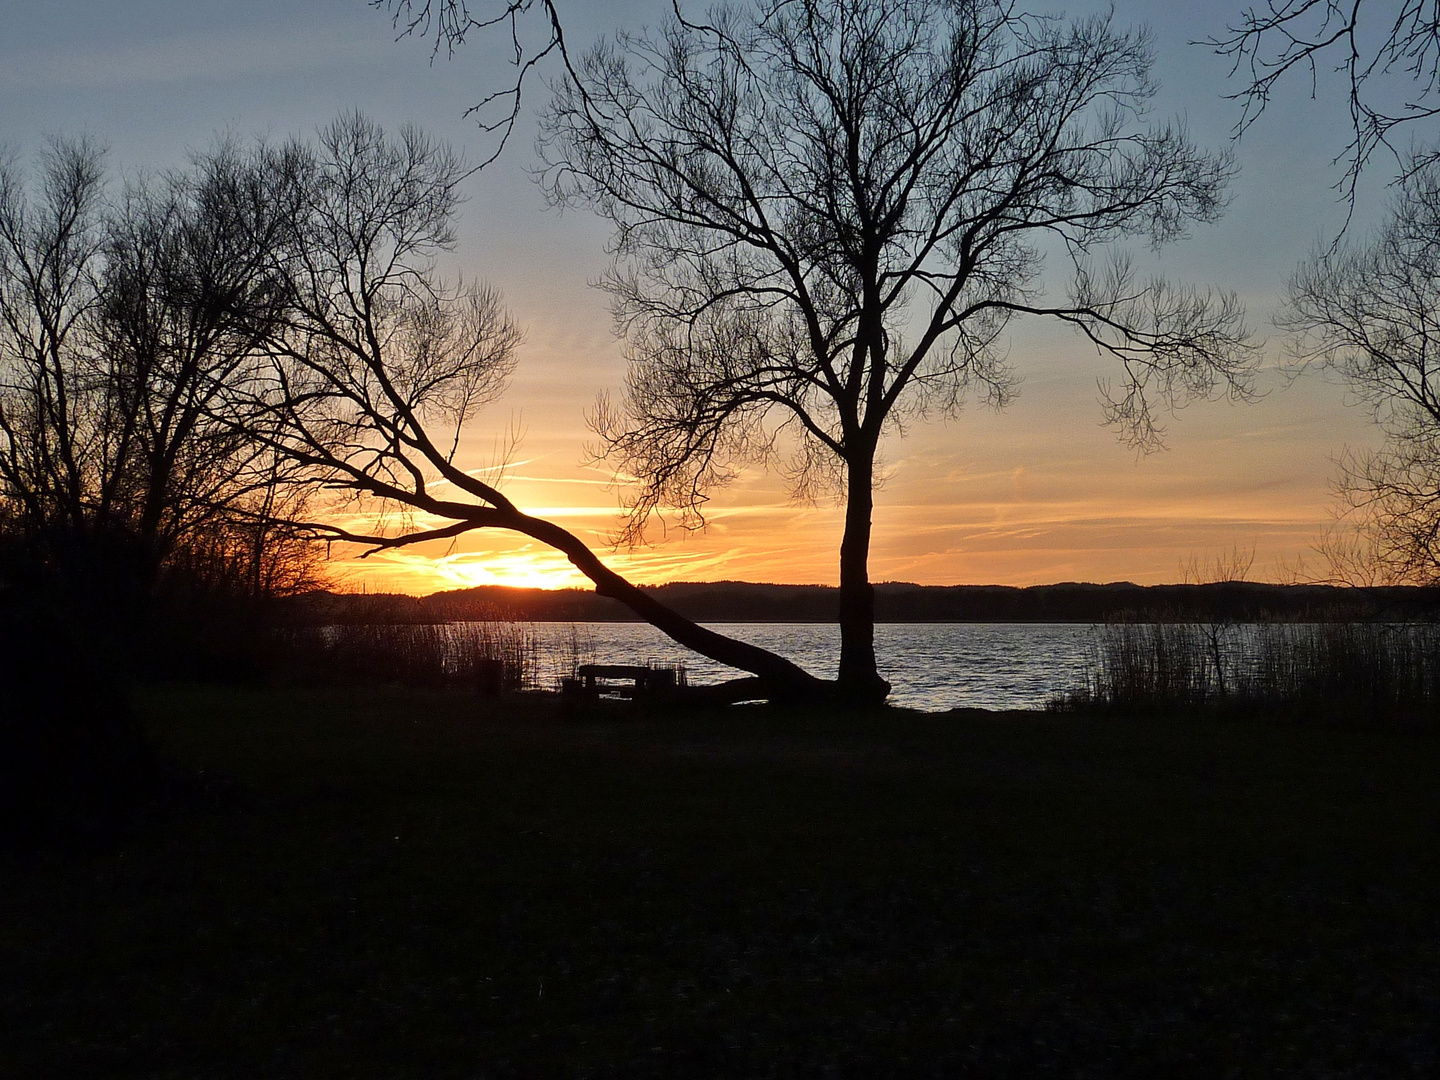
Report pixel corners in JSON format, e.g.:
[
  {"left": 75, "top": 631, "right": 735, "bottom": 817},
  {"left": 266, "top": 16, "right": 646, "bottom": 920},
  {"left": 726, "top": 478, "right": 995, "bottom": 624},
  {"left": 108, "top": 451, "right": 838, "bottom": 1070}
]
[{"left": 287, "top": 579, "right": 1440, "bottom": 627}]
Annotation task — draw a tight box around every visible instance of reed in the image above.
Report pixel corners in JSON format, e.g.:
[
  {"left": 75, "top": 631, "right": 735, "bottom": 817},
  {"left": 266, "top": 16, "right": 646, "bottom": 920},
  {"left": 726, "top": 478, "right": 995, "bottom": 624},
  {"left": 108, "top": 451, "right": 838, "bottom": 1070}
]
[
  {"left": 1059, "top": 620, "right": 1213, "bottom": 713},
  {"left": 556, "top": 622, "right": 597, "bottom": 681},
  {"left": 1057, "top": 619, "right": 1440, "bottom": 721},
  {"left": 1246, "top": 621, "right": 1440, "bottom": 718},
  {"left": 281, "top": 617, "right": 540, "bottom": 691}
]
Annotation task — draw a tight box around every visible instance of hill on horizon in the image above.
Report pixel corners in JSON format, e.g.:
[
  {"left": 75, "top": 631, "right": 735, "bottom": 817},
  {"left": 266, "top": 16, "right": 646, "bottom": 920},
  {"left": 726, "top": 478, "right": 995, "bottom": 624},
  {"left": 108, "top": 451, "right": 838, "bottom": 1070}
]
[{"left": 282, "top": 580, "right": 1440, "bottom": 625}]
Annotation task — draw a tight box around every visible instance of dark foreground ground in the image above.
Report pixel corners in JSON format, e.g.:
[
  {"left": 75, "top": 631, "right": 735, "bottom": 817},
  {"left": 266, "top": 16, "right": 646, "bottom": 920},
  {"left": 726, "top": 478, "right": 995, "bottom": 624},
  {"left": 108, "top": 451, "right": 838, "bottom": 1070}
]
[{"left": 3, "top": 687, "right": 1438, "bottom": 1078}]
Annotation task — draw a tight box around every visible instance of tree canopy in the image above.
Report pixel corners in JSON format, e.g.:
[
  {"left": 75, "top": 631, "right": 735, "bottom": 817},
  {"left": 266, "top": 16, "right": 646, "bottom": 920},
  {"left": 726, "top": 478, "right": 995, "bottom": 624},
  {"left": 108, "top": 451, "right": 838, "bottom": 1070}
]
[{"left": 0, "top": 139, "right": 316, "bottom": 603}]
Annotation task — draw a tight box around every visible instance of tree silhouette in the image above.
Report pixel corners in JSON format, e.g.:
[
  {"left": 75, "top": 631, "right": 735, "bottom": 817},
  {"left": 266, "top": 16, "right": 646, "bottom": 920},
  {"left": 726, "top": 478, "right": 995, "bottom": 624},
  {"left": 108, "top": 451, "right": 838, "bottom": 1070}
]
[
  {"left": 1208, "top": 0, "right": 1440, "bottom": 203},
  {"left": 538, "top": 0, "right": 1257, "bottom": 701},
  {"left": 1286, "top": 162, "right": 1440, "bottom": 584},
  {"left": 233, "top": 114, "right": 824, "bottom": 697},
  {"left": 374, "top": 0, "right": 570, "bottom": 165},
  {"left": 0, "top": 140, "right": 312, "bottom": 601},
  {"left": 0, "top": 140, "right": 108, "bottom": 547},
  {"left": 1209, "top": 4, "right": 1440, "bottom": 582}
]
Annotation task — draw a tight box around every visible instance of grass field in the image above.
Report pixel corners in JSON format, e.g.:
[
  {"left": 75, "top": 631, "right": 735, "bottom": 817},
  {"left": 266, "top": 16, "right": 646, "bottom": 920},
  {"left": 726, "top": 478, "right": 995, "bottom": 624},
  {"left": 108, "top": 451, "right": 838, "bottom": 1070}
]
[{"left": 3, "top": 685, "right": 1438, "bottom": 1077}]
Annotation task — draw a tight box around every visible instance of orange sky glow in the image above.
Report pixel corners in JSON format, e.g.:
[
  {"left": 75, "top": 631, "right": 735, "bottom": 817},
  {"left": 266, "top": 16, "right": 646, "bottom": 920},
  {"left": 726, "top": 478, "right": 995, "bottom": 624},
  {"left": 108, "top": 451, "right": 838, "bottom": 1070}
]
[{"left": 323, "top": 345, "right": 1374, "bottom": 594}]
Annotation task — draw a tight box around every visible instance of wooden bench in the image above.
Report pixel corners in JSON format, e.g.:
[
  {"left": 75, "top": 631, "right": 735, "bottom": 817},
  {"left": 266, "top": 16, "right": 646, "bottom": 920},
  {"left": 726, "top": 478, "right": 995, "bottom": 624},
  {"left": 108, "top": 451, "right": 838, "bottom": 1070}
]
[{"left": 572, "top": 664, "right": 677, "bottom": 699}]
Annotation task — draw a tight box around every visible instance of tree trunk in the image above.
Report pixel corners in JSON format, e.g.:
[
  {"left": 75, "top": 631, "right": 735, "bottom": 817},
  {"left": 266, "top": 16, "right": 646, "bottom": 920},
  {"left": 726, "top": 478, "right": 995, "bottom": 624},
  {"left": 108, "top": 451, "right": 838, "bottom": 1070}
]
[
  {"left": 508, "top": 509, "right": 829, "bottom": 701},
  {"left": 837, "top": 455, "right": 891, "bottom": 706}
]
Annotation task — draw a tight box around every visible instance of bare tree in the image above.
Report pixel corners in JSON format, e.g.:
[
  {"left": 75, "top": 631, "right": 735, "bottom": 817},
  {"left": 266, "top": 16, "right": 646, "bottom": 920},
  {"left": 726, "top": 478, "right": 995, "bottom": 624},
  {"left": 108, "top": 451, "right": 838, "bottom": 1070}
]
[
  {"left": 236, "top": 113, "right": 823, "bottom": 696},
  {"left": 1286, "top": 162, "right": 1440, "bottom": 584},
  {"left": 94, "top": 144, "right": 297, "bottom": 587},
  {"left": 0, "top": 139, "right": 317, "bottom": 601},
  {"left": 538, "top": 0, "right": 1256, "bottom": 701},
  {"left": 1206, "top": 5, "right": 1440, "bottom": 586},
  {"left": 374, "top": 0, "right": 570, "bottom": 164},
  {"left": 0, "top": 139, "right": 108, "bottom": 544},
  {"left": 1207, "top": 1, "right": 1440, "bottom": 202}
]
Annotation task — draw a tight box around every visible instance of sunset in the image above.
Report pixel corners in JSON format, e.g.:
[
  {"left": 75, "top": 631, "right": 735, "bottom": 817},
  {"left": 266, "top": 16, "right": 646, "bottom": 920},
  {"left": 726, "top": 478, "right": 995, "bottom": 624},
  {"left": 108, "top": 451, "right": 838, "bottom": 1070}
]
[
  {"left": 5, "top": 2, "right": 1439, "bottom": 1075},
  {"left": 0, "top": 0, "right": 1385, "bottom": 596}
]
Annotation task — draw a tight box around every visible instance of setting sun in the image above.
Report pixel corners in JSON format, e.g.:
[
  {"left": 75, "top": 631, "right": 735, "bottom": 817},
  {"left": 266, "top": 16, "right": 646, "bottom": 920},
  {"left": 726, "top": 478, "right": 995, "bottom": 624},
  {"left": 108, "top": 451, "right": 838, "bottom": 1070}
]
[{"left": 346, "top": 547, "right": 594, "bottom": 593}]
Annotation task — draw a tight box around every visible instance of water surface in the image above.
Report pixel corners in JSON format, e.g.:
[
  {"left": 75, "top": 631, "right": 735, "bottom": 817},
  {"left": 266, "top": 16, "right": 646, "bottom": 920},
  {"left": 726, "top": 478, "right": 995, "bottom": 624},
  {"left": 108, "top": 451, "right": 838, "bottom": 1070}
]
[{"left": 517, "top": 621, "right": 1095, "bottom": 711}]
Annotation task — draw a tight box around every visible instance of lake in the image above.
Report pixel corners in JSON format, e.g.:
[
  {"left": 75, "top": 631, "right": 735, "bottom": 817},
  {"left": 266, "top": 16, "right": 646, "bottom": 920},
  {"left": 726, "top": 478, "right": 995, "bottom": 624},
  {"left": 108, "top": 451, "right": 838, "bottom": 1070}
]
[{"left": 518, "top": 622, "right": 1097, "bottom": 711}]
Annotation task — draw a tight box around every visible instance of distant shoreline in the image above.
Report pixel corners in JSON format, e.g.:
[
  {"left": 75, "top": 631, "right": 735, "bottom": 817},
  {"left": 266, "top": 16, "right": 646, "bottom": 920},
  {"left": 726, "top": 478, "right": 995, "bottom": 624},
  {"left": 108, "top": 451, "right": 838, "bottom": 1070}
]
[{"left": 281, "top": 580, "right": 1440, "bottom": 626}]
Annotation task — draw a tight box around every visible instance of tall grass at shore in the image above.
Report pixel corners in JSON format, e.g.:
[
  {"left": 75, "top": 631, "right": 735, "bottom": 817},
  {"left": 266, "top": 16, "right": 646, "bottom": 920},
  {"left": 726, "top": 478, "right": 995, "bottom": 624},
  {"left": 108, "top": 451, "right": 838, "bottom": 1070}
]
[
  {"left": 280, "top": 618, "right": 540, "bottom": 690},
  {"left": 1057, "top": 619, "right": 1440, "bottom": 720},
  {"left": 276, "top": 619, "right": 701, "bottom": 696}
]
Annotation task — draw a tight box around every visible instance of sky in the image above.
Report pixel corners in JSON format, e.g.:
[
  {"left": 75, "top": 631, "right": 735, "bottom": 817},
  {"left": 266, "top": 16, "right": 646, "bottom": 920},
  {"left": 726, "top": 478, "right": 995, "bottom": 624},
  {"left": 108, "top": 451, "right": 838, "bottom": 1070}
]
[{"left": 0, "top": 0, "right": 1400, "bottom": 592}]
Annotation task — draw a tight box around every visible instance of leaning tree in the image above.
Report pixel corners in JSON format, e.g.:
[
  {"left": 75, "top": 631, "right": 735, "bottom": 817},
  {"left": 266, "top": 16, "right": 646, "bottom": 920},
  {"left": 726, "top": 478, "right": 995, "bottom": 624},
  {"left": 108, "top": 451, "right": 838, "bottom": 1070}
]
[
  {"left": 537, "top": 0, "right": 1257, "bottom": 702},
  {"left": 231, "top": 113, "right": 825, "bottom": 698}
]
